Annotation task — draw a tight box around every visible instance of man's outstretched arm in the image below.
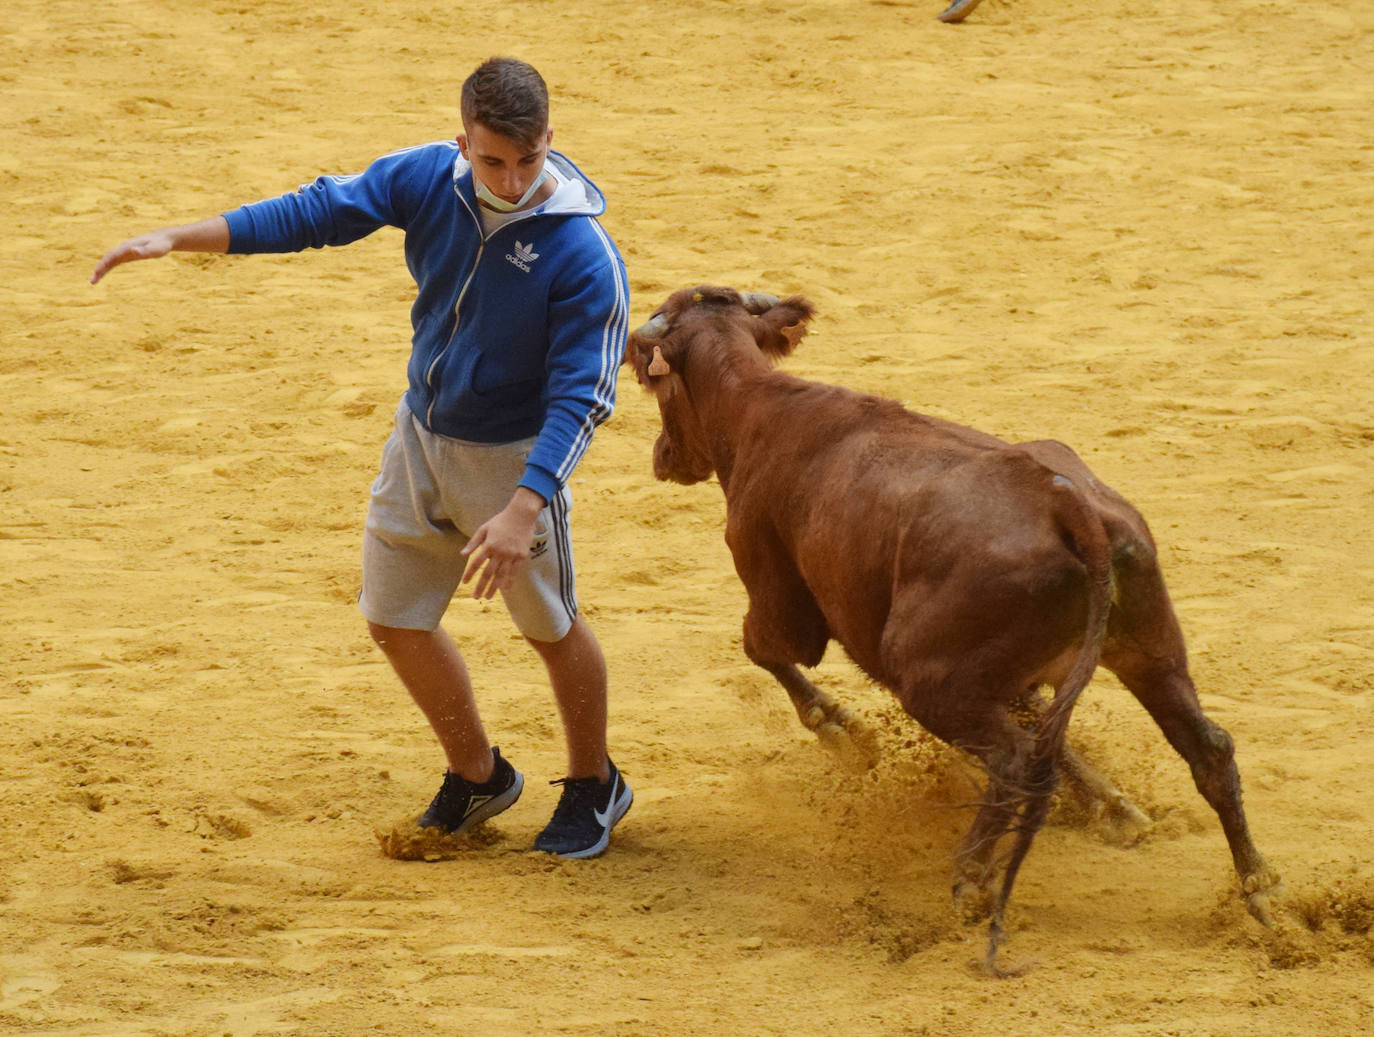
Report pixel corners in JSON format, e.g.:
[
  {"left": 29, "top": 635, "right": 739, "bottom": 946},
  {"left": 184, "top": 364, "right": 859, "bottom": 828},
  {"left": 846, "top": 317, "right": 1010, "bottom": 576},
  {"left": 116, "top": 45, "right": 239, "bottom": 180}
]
[{"left": 90, "top": 216, "right": 230, "bottom": 284}]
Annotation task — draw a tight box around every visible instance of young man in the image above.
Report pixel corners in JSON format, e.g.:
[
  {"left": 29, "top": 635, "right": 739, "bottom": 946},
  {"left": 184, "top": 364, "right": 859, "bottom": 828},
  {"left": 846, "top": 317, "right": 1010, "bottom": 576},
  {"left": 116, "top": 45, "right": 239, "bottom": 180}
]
[{"left": 91, "top": 58, "right": 633, "bottom": 859}]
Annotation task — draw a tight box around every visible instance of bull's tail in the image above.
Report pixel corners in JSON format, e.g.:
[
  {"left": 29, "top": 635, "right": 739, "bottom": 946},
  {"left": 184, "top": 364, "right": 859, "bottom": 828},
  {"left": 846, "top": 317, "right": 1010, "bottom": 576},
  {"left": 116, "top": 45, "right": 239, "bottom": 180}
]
[
  {"left": 984, "top": 468, "right": 1115, "bottom": 976},
  {"left": 1038, "top": 473, "right": 1114, "bottom": 758}
]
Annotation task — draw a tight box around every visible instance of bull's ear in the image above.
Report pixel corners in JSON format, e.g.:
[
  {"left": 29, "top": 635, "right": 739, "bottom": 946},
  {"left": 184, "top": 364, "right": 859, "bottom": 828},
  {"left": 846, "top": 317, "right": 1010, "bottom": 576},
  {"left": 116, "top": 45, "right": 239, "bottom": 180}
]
[
  {"left": 625, "top": 333, "right": 672, "bottom": 387},
  {"left": 752, "top": 296, "right": 816, "bottom": 359}
]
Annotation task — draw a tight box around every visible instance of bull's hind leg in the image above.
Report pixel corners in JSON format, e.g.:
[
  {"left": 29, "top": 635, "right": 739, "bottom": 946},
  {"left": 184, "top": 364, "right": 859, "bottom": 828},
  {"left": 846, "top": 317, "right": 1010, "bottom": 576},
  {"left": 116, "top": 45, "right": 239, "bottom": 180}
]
[
  {"left": 1107, "top": 651, "right": 1279, "bottom": 924},
  {"left": 911, "top": 694, "right": 1044, "bottom": 919},
  {"left": 949, "top": 739, "right": 1029, "bottom": 927},
  {"left": 924, "top": 702, "right": 1057, "bottom": 976},
  {"left": 899, "top": 666, "right": 1076, "bottom": 975}
]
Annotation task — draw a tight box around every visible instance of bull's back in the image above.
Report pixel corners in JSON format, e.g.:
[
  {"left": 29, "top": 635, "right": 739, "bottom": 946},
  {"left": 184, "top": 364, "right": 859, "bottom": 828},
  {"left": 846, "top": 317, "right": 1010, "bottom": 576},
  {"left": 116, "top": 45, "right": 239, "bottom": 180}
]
[
  {"left": 724, "top": 382, "right": 1154, "bottom": 685},
  {"left": 726, "top": 390, "right": 1029, "bottom": 679},
  {"left": 735, "top": 391, "right": 1001, "bottom": 564}
]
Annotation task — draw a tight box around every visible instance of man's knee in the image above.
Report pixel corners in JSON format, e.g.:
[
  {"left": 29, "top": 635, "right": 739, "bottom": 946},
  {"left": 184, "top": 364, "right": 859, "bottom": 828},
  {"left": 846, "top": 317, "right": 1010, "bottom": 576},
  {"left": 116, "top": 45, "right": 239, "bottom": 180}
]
[
  {"left": 368, "top": 620, "right": 432, "bottom": 651},
  {"left": 525, "top": 613, "right": 590, "bottom": 649}
]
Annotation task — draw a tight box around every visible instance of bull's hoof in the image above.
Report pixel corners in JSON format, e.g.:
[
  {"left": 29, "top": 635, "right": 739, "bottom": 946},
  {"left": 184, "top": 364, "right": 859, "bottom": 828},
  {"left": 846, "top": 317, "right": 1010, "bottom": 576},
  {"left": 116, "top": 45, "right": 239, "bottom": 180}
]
[
  {"left": 982, "top": 949, "right": 1036, "bottom": 978},
  {"left": 804, "top": 703, "right": 881, "bottom": 770},
  {"left": 1096, "top": 795, "right": 1153, "bottom": 847},
  {"left": 1246, "top": 891, "right": 1276, "bottom": 928},
  {"left": 954, "top": 879, "right": 997, "bottom": 924},
  {"left": 976, "top": 919, "right": 1037, "bottom": 978},
  {"left": 1055, "top": 744, "right": 1151, "bottom": 844},
  {"left": 815, "top": 720, "right": 880, "bottom": 771},
  {"left": 1243, "top": 865, "right": 1283, "bottom": 927}
]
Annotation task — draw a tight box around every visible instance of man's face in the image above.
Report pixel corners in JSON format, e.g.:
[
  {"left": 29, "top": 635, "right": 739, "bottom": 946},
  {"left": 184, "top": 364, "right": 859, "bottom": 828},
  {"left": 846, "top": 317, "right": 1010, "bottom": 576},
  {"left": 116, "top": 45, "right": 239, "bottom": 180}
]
[{"left": 457, "top": 121, "right": 554, "bottom": 209}]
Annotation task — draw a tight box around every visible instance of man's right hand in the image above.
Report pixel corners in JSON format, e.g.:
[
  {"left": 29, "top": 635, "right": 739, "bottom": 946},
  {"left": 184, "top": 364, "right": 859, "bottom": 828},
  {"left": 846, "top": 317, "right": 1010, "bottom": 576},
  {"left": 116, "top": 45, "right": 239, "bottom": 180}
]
[
  {"left": 90, "top": 230, "right": 178, "bottom": 284},
  {"left": 90, "top": 216, "right": 230, "bottom": 284}
]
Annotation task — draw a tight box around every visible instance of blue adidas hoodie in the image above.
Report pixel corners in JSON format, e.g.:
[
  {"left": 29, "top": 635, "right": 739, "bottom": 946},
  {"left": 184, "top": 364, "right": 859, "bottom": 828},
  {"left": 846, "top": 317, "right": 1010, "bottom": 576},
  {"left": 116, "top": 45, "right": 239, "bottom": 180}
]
[{"left": 222, "top": 140, "right": 629, "bottom": 503}]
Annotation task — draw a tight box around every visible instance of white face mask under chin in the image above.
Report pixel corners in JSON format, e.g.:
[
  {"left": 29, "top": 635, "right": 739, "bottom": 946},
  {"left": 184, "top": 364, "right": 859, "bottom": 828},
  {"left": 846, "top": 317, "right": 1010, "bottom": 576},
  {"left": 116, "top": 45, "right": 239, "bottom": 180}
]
[{"left": 475, "top": 166, "right": 550, "bottom": 212}]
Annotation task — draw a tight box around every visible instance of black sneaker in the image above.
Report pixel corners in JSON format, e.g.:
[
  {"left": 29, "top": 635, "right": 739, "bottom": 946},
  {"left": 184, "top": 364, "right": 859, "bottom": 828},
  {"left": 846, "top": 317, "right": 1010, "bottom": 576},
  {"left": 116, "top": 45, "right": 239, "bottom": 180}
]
[
  {"left": 417, "top": 747, "right": 523, "bottom": 835},
  {"left": 534, "top": 758, "right": 633, "bottom": 859}
]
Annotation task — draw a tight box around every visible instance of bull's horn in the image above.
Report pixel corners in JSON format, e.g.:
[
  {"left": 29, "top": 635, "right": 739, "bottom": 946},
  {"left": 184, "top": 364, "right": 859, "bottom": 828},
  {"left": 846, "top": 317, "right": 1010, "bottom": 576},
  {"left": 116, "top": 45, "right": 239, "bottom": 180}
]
[
  {"left": 739, "top": 292, "right": 780, "bottom": 314},
  {"left": 633, "top": 313, "right": 671, "bottom": 339}
]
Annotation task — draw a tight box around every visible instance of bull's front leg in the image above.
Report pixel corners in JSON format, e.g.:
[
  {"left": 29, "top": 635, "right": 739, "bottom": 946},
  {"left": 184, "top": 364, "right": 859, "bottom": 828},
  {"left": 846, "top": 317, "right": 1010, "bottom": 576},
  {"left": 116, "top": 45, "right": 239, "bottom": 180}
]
[
  {"left": 1015, "top": 688, "right": 1151, "bottom": 844},
  {"left": 735, "top": 554, "right": 880, "bottom": 768},
  {"left": 755, "top": 662, "right": 880, "bottom": 770}
]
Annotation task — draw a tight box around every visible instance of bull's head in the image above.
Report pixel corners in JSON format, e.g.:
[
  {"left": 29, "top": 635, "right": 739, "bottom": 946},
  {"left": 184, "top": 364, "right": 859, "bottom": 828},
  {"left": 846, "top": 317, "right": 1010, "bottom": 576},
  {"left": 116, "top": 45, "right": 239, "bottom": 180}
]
[{"left": 624, "top": 285, "right": 815, "bottom": 484}]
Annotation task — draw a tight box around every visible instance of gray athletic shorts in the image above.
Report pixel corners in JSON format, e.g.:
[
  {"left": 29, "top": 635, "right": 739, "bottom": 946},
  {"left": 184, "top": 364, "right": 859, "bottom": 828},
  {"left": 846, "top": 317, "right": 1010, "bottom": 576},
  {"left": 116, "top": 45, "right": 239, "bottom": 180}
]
[{"left": 358, "top": 402, "right": 577, "bottom": 641}]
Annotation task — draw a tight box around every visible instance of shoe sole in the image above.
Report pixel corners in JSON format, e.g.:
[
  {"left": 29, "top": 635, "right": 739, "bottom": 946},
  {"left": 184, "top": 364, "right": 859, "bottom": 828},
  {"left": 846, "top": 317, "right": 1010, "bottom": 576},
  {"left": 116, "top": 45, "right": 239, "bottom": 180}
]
[
  {"left": 546, "top": 784, "right": 633, "bottom": 860},
  {"left": 937, "top": 0, "right": 984, "bottom": 22},
  {"left": 445, "top": 771, "right": 524, "bottom": 837}
]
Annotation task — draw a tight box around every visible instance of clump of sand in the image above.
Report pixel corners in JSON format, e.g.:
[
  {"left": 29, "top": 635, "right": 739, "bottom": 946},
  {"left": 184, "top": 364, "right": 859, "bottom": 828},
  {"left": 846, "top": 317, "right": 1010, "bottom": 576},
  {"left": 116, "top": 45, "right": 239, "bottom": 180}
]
[{"left": 374, "top": 818, "right": 504, "bottom": 861}]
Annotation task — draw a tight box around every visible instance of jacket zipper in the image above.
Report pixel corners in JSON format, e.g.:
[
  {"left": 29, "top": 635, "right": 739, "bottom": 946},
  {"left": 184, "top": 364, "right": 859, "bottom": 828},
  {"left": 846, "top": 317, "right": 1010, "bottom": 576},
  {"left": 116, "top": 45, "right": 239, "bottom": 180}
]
[
  {"left": 424, "top": 240, "right": 484, "bottom": 428},
  {"left": 423, "top": 205, "right": 544, "bottom": 429}
]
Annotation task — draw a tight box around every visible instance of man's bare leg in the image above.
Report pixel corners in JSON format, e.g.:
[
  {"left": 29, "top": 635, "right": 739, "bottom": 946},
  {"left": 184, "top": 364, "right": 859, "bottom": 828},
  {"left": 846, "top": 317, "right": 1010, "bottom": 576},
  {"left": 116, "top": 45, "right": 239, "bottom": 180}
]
[
  {"left": 527, "top": 615, "right": 610, "bottom": 782},
  {"left": 368, "top": 622, "right": 494, "bottom": 782}
]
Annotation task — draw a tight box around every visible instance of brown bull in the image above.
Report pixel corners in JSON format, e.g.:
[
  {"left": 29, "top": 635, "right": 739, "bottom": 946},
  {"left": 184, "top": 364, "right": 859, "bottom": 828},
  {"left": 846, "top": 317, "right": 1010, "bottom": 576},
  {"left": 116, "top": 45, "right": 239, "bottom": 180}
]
[{"left": 626, "top": 285, "right": 1278, "bottom": 974}]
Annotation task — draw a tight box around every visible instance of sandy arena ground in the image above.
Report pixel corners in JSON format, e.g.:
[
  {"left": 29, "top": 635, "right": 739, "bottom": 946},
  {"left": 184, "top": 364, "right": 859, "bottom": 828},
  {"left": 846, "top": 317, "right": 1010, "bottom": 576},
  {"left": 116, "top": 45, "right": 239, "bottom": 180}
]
[{"left": 4, "top": 0, "right": 1373, "bottom": 1033}]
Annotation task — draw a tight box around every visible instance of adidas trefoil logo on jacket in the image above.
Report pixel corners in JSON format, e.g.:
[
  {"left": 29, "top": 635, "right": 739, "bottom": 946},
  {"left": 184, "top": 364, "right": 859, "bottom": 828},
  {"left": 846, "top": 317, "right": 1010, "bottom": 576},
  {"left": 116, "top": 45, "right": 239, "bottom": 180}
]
[{"left": 506, "top": 240, "right": 540, "bottom": 273}]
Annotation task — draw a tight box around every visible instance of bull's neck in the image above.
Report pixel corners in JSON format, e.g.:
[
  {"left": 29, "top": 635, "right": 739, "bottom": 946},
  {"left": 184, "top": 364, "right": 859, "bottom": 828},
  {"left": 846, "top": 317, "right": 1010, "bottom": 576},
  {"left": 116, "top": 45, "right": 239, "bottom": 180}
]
[{"left": 682, "top": 349, "right": 776, "bottom": 494}]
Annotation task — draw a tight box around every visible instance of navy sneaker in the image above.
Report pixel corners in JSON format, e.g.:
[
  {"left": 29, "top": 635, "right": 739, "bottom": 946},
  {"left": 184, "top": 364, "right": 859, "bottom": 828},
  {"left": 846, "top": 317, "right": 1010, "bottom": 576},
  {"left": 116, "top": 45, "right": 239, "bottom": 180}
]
[
  {"left": 534, "top": 758, "right": 633, "bottom": 859},
  {"left": 417, "top": 747, "right": 523, "bottom": 835}
]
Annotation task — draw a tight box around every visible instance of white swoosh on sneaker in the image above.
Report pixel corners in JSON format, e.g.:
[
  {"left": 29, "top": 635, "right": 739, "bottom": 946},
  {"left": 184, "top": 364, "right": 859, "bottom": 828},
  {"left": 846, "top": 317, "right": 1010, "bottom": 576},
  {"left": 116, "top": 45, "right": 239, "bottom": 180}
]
[
  {"left": 463, "top": 794, "right": 493, "bottom": 819},
  {"left": 593, "top": 778, "right": 623, "bottom": 828}
]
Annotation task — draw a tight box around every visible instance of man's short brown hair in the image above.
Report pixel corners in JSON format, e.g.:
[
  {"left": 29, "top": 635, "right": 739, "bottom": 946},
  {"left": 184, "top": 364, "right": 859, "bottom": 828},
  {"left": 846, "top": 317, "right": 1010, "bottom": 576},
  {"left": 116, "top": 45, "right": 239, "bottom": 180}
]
[{"left": 461, "top": 58, "right": 549, "bottom": 148}]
